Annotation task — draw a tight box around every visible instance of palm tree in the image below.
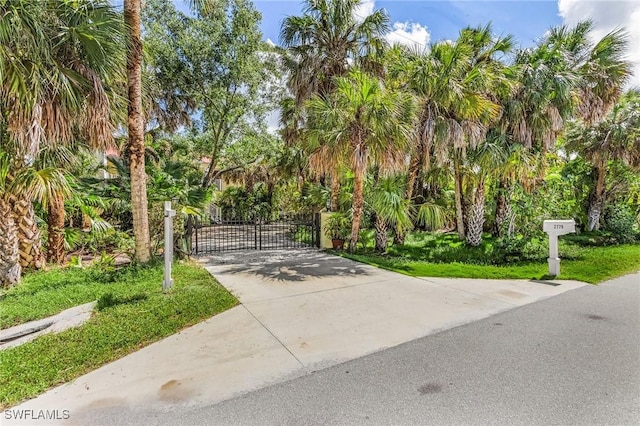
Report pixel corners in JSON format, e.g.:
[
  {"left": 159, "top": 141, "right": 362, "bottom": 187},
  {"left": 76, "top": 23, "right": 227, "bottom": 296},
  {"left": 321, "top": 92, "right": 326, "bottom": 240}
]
[
  {"left": 1, "top": 0, "right": 124, "bottom": 269},
  {"left": 566, "top": 91, "right": 640, "bottom": 231},
  {"left": 306, "top": 70, "right": 416, "bottom": 251},
  {"left": 280, "top": 0, "right": 390, "bottom": 211},
  {"left": 490, "top": 141, "right": 538, "bottom": 237},
  {"left": 463, "top": 139, "right": 508, "bottom": 246},
  {"left": 0, "top": 148, "right": 71, "bottom": 286},
  {"left": 0, "top": 153, "right": 20, "bottom": 287},
  {"left": 396, "top": 25, "right": 511, "bottom": 241},
  {"left": 368, "top": 174, "right": 413, "bottom": 252},
  {"left": 492, "top": 22, "right": 629, "bottom": 236},
  {"left": 124, "top": 0, "right": 151, "bottom": 262}
]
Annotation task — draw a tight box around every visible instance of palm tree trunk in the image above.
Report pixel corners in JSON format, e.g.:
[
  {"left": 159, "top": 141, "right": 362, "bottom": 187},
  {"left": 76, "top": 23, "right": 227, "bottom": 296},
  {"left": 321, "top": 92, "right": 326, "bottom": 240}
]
[
  {"left": 47, "top": 192, "right": 66, "bottom": 264},
  {"left": 330, "top": 165, "right": 340, "bottom": 212},
  {"left": 349, "top": 163, "right": 366, "bottom": 252},
  {"left": 11, "top": 195, "right": 46, "bottom": 269},
  {"left": 0, "top": 197, "right": 21, "bottom": 287},
  {"left": 453, "top": 157, "right": 465, "bottom": 240},
  {"left": 406, "top": 149, "right": 422, "bottom": 202},
  {"left": 374, "top": 214, "right": 388, "bottom": 252},
  {"left": 125, "top": 0, "right": 151, "bottom": 262},
  {"left": 492, "top": 177, "right": 509, "bottom": 237},
  {"left": 587, "top": 162, "right": 607, "bottom": 231},
  {"left": 394, "top": 148, "right": 423, "bottom": 246},
  {"left": 466, "top": 181, "right": 486, "bottom": 246}
]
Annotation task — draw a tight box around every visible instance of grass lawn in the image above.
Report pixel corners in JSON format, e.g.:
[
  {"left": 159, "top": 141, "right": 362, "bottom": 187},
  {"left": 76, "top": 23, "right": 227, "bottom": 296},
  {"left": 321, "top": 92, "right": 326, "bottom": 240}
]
[
  {"left": 0, "top": 261, "right": 237, "bottom": 409},
  {"left": 342, "top": 233, "right": 640, "bottom": 284}
]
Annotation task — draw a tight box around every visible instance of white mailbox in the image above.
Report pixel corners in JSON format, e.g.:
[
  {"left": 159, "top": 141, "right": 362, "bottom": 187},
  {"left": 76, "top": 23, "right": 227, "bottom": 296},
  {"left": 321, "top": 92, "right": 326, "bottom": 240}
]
[{"left": 543, "top": 219, "right": 576, "bottom": 276}]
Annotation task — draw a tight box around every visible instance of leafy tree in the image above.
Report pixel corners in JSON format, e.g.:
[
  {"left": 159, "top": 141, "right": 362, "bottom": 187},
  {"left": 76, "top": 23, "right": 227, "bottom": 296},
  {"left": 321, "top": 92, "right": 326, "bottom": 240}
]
[{"left": 143, "top": 0, "right": 280, "bottom": 190}]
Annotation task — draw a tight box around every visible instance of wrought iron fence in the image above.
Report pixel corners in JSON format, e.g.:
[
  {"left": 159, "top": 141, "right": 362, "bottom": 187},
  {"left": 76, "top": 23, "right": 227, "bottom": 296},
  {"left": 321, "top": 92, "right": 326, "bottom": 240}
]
[{"left": 191, "top": 214, "right": 320, "bottom": 253}]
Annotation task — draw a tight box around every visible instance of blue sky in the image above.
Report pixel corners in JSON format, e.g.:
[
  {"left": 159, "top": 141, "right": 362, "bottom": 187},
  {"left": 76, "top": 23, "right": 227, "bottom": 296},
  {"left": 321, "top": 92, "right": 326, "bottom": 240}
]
[
  {"left": 165, "top": 0, "right": 640, "bottom": 86},
  {"left": 253, "top": 0, "right": 562, "bottom": 49}
]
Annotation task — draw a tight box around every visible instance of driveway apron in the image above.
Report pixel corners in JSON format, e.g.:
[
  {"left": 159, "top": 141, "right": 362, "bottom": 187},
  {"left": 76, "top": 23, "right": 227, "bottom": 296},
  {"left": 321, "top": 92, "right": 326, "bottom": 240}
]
[{"left": 4, "top": 248, "right": 585, "bottom": 425}]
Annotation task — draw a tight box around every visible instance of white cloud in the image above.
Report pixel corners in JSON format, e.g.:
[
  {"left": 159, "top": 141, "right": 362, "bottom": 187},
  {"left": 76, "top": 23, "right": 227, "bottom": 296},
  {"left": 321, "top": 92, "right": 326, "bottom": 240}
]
[
  {"left": 354, "top": 0, "right": 375, "bottom": 21},
  {"left": 385, "top": 22, "right": 431, "bottom": 49},
  {"left": 353, "top": 1, "right": 430, "bottom": 50},
  {"left": 558, "top": 0, "right": 640, "bottom": 88}
]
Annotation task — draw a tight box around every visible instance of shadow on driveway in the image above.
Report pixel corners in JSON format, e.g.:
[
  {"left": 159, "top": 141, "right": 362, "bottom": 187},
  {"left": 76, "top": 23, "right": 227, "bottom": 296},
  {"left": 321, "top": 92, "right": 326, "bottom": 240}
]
[{"left": 197, "top": 249, "right": 375, "bottom": 283}]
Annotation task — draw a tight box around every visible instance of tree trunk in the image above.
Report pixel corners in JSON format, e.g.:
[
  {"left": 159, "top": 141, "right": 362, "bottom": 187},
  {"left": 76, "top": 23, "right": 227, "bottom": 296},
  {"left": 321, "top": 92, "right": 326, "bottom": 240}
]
[
  {"left": 492, "top": 178, "right": 509, "bottom": 237},
  {"left": 349, "top": 163, "right": 366, "bottom": 252},
  {"left": 453, "top": 157, "right": 465, "bottom": 240},
  {"left": 392, "top": 228, "right": 406, "bottom": 246},
  {"left": 465, "top": 181, "right": 486, "bottom": 247},
  {"left": 406, "top": 148, "right": 422, "bottom": 202},
  {"left": 11, "top": 195, "right": 45, "bottom": 269},
  {"left": 0, "top": 197, "right": 21, "bottom": 288},
  {"left": 330, "top": 165, "right": 340, "bottom": 212},
  {"left": 125, "top": 0, "right": 151, "bottom": 262},
  {"left": 587, "top": 162, "right": 607, "bottom": 231},
  {"left": 374, "top": 214, "right": 388, "bottom": 252},
  {"left": 47, "top": 192, "right": 66, "bottom": 264}
]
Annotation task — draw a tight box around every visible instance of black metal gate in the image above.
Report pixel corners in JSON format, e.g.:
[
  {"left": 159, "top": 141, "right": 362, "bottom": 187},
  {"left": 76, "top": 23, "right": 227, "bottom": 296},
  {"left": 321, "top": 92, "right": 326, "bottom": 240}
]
[{"left": 191, "top": 214, "right": 320, "bottom": 253}]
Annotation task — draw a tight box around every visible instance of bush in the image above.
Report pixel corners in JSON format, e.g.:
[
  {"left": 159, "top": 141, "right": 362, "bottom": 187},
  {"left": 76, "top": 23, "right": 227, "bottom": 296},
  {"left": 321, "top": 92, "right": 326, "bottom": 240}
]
[
  {"left": 604, "top": 204, "right": 639, "bottom": 243},
  {"left": 78, "top": 229, "right": 134, "bottom": 255},
  {"left": 491, "top": 235, "right": 544, "bottom": 263}
]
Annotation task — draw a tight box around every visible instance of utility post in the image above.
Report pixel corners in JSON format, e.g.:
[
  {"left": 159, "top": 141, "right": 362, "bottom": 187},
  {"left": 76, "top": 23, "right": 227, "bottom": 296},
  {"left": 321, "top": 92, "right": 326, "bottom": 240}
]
[{"left": 163, "top": 201, "right": 176, "bottom": 291}]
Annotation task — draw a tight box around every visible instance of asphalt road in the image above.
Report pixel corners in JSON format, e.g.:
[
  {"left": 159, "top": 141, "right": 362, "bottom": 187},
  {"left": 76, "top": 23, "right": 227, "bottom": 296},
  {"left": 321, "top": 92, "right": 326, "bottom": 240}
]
[{"left": 106, "top": 273, "right": 639, "bottom": 426}]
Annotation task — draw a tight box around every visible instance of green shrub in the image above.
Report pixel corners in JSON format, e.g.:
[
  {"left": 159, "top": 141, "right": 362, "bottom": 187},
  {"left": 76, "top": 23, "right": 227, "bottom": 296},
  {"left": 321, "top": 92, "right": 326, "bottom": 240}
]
[{"left": 604, "top": 204, "right": 639, "bottom": 243}]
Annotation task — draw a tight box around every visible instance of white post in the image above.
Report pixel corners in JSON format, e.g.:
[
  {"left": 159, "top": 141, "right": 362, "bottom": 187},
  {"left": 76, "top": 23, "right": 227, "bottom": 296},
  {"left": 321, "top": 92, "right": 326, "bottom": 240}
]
[
  {"left": 547, "top": 234, "right": 560, "bottom": 276},
  {"left": 543, "top": 220, "right": 576, "bottom": 277},
  {"left": 163, "top": 201, "right": 176, "bottom": 291}
]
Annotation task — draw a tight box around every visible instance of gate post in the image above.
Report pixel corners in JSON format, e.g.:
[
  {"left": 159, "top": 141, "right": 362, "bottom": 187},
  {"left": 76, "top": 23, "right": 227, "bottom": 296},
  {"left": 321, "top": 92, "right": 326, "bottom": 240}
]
[
  {"left": 254, "top": 223, "right": 258, "bottom": 250},
  {"left": 314, "top": 213, "right": 321, "bottom": 248},
  {"left": 194, "top": 216, "right": 199, "bottom": 254}
]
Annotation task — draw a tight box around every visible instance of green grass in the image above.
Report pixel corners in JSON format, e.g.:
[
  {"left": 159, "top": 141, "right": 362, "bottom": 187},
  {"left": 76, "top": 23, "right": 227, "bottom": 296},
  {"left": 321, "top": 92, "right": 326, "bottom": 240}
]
[
  {"left": 342, "top": 233, "right": 640, "bottom": 284},
  {"left": 0, "top": 261, "right": 237, "bottom": 409}
]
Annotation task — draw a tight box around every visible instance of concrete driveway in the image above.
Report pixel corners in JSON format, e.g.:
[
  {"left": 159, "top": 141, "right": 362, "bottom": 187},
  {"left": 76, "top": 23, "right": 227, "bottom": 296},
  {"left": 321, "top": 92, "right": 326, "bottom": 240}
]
[{"left": 4, "top": 248, "right": 585, "bottom": 425}]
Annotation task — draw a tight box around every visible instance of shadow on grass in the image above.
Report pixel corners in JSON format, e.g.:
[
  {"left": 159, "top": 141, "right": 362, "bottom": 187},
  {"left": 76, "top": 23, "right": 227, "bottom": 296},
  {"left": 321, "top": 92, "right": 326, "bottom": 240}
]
[{"left": 96, "top": 293, "right": 148, "bottom": 311}]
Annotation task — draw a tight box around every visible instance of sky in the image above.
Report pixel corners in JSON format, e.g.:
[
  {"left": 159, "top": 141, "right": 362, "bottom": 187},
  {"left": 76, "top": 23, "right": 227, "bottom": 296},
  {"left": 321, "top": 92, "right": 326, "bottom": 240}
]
[{"left": 246, "top": 0, "right": 639, "bottom": 88}]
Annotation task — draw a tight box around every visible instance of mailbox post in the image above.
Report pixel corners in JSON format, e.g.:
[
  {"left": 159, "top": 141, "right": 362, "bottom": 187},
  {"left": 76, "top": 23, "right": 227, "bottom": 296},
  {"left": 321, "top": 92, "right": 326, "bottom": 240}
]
[{"left": 543, "top": 220, "right": 576, "bottom": 276}]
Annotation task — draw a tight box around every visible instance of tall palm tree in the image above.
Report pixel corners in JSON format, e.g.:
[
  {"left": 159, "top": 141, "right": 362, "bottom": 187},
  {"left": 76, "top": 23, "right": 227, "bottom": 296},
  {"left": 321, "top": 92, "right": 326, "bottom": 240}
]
[
  {"left": 1, "top": 0, "right": 124, "bottom": 269},
  {"left": 306, "top": 70, "right": 416, "bottom": 251},
  {"left": 396, "top": 25, "right": 511, "bottom": 241},
  {"left": 280, "top": 0, "right": 390, "bottom": 211},
  {"left": 566, "top": 90, "right": 640, "bottom": 231},
  {"left": 124, "top": 0, "right": 151, "bottom": 262}
]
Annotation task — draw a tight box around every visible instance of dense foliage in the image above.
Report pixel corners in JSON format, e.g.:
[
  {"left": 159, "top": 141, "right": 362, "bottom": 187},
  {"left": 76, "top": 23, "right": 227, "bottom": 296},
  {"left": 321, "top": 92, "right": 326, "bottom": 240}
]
[{"left": 1, "top": 0, "right": 639, "bottom": 286}]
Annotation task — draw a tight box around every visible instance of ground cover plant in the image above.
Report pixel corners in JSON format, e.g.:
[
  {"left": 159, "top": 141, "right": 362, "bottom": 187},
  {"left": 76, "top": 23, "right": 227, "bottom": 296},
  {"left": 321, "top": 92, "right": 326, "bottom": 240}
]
[
  {"left": 0, "top": 261, "right": 237, "bottom": 408},
  {"left": 340, "top": 232, "right": 640, "bottom": 284}
]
